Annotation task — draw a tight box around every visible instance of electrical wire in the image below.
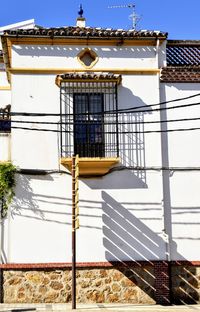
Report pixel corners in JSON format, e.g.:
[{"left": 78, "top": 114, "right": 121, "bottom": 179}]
[
  {"left": 116, "top": 92, "right": 200, "bottom": 112},
  {"left": 5, "top": 100, "right": 200, "bottom": 116},
  {"left": 11, "top": 120, "right": 59, "bottom": 125},
  {"left": 114, "top": 101, "right": 200, "bottom": 115},
  {"left": 1, "top": 93, "right": 200, "bottom": 117},
  {"left": 16, "top": 166, "right": 200, "bottom": 178},
  {"left": 2, "top": 94, "right": 200, "bottom": 132},
  {"left": 10, "top": 125, "right": 200, "bottom": 134},
  {"left": 1, "top": 99, "right": 200, "bottom": 117},
  {"left": 17, "top": 168, "right": 71, "bottom": 175},
  {"left": 7, "top": 116, "right": 200, "bottom": 126},
  {"left": 97, "top": 165, "right": 200, "bottom": 177}
]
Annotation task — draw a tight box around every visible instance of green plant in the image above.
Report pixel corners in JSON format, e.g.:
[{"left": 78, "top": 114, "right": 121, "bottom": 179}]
[{"left": 0, "top": 162, "right": 17, "bottom": 218}]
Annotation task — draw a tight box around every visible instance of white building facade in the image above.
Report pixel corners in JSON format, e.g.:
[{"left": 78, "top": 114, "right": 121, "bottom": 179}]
[{"left": 0, "top": 17, "right": 200, "bottom": 305}]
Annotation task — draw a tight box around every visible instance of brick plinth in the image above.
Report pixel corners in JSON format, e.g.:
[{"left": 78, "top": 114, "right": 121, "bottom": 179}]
[{"left": 154, "top": 261, "right": 170, "bottom": 305}]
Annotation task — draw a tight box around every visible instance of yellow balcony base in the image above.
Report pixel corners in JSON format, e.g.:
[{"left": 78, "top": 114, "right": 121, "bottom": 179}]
[{"left": 60, "top": 157, "right": 120, "bottom": 176}]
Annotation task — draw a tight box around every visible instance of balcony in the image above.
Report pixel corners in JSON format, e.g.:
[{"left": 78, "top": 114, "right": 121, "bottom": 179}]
[
  {"left": 57, "top": 73, "right": 145, "bottom": 178},
  {"left": 57, "top": 73, "right": 121, "bottom": 176}
]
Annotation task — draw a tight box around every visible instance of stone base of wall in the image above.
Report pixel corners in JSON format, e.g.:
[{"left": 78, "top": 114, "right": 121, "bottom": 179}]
[
  {"left": 171, "top": 262, "right": 200, "bottom": 304},
  {"left": 1, "top": 261, "right": 200, "bottom": 305},
  {"left": 2, "top": 263, "right": 156, "bottom": 304}
]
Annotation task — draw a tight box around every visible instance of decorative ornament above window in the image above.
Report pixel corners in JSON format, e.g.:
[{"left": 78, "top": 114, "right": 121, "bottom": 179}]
[{"left": 77, "top": 48, "right": 98, "bottom": 69}]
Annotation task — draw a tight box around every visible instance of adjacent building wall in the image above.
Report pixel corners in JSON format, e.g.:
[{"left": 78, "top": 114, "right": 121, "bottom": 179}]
[{"left": 160, "top": 83, "right": 200, "bottom": 261}]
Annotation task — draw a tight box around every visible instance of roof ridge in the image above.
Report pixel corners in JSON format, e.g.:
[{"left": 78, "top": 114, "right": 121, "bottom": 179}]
[{"left": 3, "top": 26, "right": 168, "bottom": 38}]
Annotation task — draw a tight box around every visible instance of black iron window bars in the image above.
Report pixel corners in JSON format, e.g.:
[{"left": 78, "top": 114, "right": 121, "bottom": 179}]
[{"left": 60, "top": 77, "right": 120, "bottom": 158}]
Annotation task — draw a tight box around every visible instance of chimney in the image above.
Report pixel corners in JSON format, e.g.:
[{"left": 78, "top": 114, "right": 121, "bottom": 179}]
[
  {"left": 76, "top": 4, "right": 86, "bottom": 27},
  {"left": 76, "top": 17, "right": 86, "bottom": 28}
]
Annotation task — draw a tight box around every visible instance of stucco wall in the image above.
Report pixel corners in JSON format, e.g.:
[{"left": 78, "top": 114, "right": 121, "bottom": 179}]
[
  {"left": 11, "top": 73, "right": 162, "bottom": 170},
  {"left": 11, "top": 45, "right": 161, "bottom": 69},
  {"left": 2, "top": 171, "right": 166, "bottom": 263},
  {"left": 0, "top": 70, "right": 10, "bottom": 88},
  {"left": 0, "top": 133, "right": 10, "bottom": 161},
  {"left": 6, "top": 43, "right": 168, "bottom": 263}
]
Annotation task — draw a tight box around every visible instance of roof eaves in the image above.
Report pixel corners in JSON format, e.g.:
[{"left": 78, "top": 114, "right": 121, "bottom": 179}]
[
  {"left": 0, "top": 36, "right": 11, "bottom": 82},
  {"left": 3, "top": 27, "right": 168, "bottom": 39},
  {"left": 55, "top": 73, "right": 122, "bottom": 87},
  {"left": 160, "top": 66, "right": 200, "bottom": 83}
]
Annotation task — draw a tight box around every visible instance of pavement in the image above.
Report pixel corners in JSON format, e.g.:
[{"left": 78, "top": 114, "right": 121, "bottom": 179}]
[{"left": 0, "top": 304, "right": 200, "bottom": 312}]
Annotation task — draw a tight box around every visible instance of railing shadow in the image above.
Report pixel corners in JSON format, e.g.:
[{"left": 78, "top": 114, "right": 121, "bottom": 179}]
[
  {"left": 102, "top": 191, "right": 199, "bottom": 304},
  {"left": 84, "top": 91, "right": 151, "bottom": 189}
]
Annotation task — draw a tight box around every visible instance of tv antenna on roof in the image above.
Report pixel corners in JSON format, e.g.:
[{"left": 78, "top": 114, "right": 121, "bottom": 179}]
[{"left": 108, "top": 3, "right": 141, "bottom": 30}]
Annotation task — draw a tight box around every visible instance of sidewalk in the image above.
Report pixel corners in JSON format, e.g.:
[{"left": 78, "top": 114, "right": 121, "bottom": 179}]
[{"left": 0, "top": 304, "right": 200, "bottom": 312}]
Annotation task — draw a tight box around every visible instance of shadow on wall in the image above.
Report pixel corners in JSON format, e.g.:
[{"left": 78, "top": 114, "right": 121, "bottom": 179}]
[
  {"left": 118, "top": 86, "right": 153, "bottom": 184},
  {"left": 171, "top": 262, "right": 200, "bottom": 305},
  {"left": 84, "top": 89, "right": 152, "bottom": 190},
  {"left": 102, "top": 191, "right": 200, "bottom": 304},
  {"left": 12, "top": 45, "right": 156, "bottom": 59},
  {"left": 1, "top": 174, "right": 42, "bottom": 263},
  {"left": 9, "top": 174, "right": 71, "bottom": 226},
  {"left": 11, "top": 174, "right": 43, "bottom": 218},
  {"left": 82, "top": 170, "right": 147, "bottom": 190},
  {"left": 102, "top": 191, "right": 166, "bottom": 262}
]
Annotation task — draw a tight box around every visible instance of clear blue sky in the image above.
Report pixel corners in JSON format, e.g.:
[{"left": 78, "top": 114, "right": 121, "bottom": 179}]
[{"left": 0, "top": 0, "right": 199, "bottom": 39}]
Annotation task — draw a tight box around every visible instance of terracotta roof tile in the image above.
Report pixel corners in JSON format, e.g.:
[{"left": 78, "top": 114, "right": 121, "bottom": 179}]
[
  {"left": 58, "top": 72, "right": 120, "bottom": 80},
  {"left": 167, "top": 45, "right": 200, "bottom": 66},
  {"left": 160, "top": 66, "right": 200, "bottom": 83},
  {"left": 56, "top": 73, "right": 122, "bottom": 86},
  {"left": 4, "top": 26, "right": 167, "bottom": 39}
]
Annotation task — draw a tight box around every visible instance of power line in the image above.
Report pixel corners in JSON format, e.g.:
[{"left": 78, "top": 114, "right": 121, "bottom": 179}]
[
  {"left": 2, "top": 100, "right": 200, "bottom": 117},
  {"left": 16, "top": 166, "right": 200, "bottom": 177},
  {"left": 109, "top": 166, "right": 200, "bottom": 173},
  {"left": 10, "top": 125, "right": 200, "bottom": 134},
  {"left": 11, "top": 120, "right": 59, "bottom": 125},
  {"left": 1, "top": 93, "right": 200, "bottom": 117},
  {"left": 117, "top": 92, "right": 200, "bottom": 112},
  {"left": 116, "top": 101, "right": 200, "bottom": 115},
  {"left": 7, "top": 116, "right": 200, "bottom": 126}
]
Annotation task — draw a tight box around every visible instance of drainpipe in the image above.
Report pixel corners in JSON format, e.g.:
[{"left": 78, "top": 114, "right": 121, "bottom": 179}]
[
  {"left": 156, "top": 38, "right": 160, "bottom": 68},
  {"left": 162, "top": 224, "right": 171, "bottom": 262},
  {"left": 159, "top": 96, "right": 173, "bottom": 304},
  {"left": 158, "top": 37, "right": 173, "bottom": 304}
]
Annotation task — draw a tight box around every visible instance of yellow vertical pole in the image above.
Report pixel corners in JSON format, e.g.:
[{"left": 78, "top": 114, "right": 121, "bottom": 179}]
[{"left": 72, "top": 155, "right": 79, "bottom": 309}]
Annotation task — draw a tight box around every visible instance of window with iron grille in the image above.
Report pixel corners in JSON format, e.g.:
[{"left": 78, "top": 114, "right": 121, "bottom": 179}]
[
  {"left": 59, "top": 75, "right": 120, "bottom": 158},
  {"left": 0, "top": 120, "right": 11, "bottom": 132},
  {"left": 74, "top": 93, "right": 104, "bottom": 157}
]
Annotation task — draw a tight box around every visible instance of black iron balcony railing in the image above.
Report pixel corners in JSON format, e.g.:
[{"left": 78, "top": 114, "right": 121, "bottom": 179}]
[{"left": 59, "top": 73, "right": 145, "bottom": 180}]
